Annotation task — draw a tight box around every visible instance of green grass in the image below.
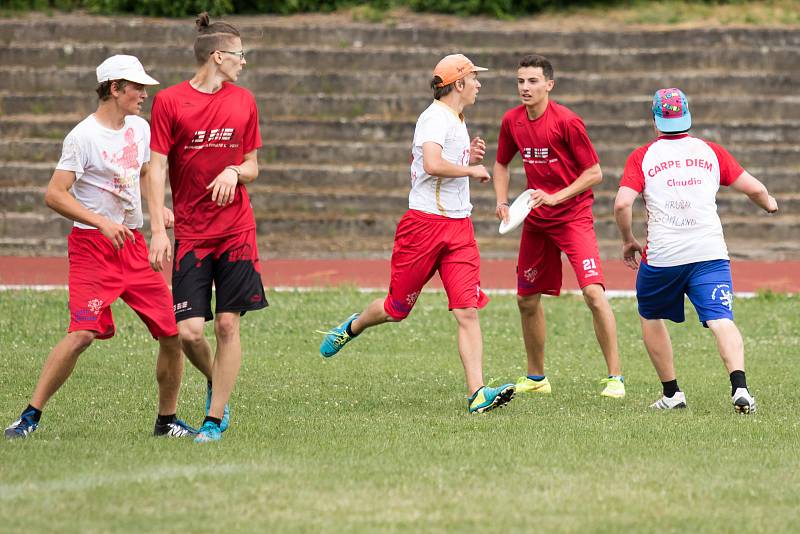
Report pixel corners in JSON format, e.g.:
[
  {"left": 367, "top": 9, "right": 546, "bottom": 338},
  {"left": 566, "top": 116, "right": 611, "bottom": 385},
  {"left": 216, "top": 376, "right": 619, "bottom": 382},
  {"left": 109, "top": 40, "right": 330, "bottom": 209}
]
[{"left": 1, "top": 289, "right": 799, "bottom": 532}]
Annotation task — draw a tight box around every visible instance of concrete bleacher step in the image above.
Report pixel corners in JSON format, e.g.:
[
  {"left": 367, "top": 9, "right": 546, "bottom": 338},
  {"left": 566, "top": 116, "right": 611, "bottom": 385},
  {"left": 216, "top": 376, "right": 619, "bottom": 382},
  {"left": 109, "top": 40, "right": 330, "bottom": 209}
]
[
  {"left": 4, "top": 184, "right": 798, "bottom": 219},
  {"left": 3, "top": 16, "right": 800, "bottom": 49},
  {"left": 4, "top": 138, "right": 799, "bottom": 171},
  {"left": 5, "top": 92, "right": 799, "bottom": 122},
  {"left": 5, "top": 115, "right": 800, "bottom": 147},
  {"left": 3, "top": 66, "right": 797, "bottom": 98}
]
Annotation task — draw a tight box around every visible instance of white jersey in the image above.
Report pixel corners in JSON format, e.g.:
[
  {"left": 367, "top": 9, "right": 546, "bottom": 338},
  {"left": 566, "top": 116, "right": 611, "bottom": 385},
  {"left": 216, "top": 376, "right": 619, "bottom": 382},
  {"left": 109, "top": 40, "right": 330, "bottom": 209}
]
[
  {"left": 56, "top": 114, "right": 150, "bottom": 229},
  {"left": 621, "top": 134, "right": 743, "bottom": 267},
  {"left": 409, "top": 100, "right": 472, "bottom": 218}
]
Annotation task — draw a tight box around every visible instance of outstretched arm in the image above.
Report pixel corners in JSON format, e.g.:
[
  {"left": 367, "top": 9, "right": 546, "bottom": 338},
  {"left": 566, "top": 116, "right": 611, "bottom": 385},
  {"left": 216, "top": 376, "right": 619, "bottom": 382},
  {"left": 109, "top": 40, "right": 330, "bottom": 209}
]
[{"left": 729, "top": 171, "right": 778, "bottom": 213}]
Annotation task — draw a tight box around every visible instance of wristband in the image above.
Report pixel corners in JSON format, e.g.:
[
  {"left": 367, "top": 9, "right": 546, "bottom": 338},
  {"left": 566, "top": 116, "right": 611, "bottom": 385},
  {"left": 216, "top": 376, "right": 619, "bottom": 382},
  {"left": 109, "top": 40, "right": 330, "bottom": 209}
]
[
  {"left": 497, "top": 202, "right": 509, "bottom": 208},
  {"left": 225, "top": 165, "right": 241, "bottom": 178}
]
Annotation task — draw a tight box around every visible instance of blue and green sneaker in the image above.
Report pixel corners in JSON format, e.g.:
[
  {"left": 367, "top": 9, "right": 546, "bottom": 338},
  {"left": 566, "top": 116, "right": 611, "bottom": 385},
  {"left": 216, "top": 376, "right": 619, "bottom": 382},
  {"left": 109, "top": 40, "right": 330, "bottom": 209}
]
[
  {"left": 318, "top": 313, "right": 359, "bottom": 358},
  {"left": 468, "top": 384, "right": 516, "bottom": 414},
  {"left": 206, "top": 382, "right": 230, "bottom": 432},
  {"left": 194, "top": 421, "right": 222, "bottom": 443}
]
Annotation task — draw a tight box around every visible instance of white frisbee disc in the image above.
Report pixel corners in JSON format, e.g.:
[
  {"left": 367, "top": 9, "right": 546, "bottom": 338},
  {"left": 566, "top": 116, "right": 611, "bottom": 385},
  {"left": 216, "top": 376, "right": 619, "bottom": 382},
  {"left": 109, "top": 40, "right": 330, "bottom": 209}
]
[{"left": 498, "top": 189, "right": 535, "bottom": 235}]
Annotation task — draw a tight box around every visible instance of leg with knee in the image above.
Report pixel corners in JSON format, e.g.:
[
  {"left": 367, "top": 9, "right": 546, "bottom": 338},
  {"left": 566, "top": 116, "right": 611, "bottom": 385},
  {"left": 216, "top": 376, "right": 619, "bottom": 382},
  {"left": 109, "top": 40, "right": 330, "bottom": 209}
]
[{"left": 517, "top": 293, "right": 546, "bottom": 376}]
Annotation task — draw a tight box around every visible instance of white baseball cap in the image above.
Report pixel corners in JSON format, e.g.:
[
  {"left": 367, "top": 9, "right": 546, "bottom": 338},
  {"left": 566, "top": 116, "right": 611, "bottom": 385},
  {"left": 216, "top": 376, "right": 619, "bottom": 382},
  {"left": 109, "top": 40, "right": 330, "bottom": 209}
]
[{"left": 96, "top": 55, "right": 159, "bottom": 85}]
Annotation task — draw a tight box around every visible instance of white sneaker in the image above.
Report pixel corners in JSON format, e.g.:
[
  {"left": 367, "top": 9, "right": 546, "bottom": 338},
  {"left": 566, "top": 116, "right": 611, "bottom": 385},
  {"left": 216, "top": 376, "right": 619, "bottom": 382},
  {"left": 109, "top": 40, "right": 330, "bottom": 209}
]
[
  {"left": 732, "top": 388, "right": 756, "bottom": 414},
  {"left": 649, "top": 391, "right": 687, "bottom": 410}
]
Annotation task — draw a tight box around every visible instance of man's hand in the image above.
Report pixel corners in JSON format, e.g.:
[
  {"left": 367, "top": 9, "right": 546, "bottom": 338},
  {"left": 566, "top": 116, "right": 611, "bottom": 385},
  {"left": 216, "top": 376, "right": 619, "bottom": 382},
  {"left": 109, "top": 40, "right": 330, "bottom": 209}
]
[
  {"left": 766, "top": 195, "right": 778, "bottom": 213},
  {"left": 206, "top": 168, "right": 238, "bottom": 206},
  {"left": 622, "top": 239, "right": 644, "bottom": 270},
  {"left": 468, "top": 164, "right": 491, "bottom": 183},
  {"left": 469, "top": 136, "right": 486, "bottom": 165},
  {"left": 530, "top": 189, "right": 559, "bottom": 208},
  {"left": 163, "top": 207, "right": 175, "bottom": 229},
  {"left": 98, "top": 219, "right": 135, "bottom": 250},
  {"left": 495, "top": 202, "right": 509, "bottom": 223},
  {"left": 149, "top": 230, "right": 172, "bottom": 272}
]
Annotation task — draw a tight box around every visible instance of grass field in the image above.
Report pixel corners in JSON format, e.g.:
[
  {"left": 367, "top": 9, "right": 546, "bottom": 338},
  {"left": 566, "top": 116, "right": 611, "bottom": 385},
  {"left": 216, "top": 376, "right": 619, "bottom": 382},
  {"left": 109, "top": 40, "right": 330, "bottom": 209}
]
[{"left": 1, "top": 289, "right": 799, "bottom": 532}]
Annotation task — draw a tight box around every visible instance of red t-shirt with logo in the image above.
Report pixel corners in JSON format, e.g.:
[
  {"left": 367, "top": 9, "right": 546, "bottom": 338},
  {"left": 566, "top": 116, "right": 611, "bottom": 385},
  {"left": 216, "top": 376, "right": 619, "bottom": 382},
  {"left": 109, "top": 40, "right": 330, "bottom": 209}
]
[
  {"left": 496, "top": 101, "right": 599, "bottom": 227},
  {"left": 150, "top": 81, "right": 262, "bottom": 239}
]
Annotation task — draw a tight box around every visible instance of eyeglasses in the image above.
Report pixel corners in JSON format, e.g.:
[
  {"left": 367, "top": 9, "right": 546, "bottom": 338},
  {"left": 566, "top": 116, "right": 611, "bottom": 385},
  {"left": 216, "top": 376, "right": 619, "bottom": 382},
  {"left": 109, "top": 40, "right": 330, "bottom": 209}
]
[{"left": 215, "top": 50, "right": 246, "bottom": 60}]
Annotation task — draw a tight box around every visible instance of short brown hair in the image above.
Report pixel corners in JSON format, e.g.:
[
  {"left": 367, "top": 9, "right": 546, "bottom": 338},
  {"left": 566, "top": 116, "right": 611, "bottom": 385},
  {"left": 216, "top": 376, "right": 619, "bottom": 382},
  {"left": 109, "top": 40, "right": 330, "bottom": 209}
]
[
  {"left": 431, "top": 76, "right": 455, "bottom": 100},
  {"left": 194, "top": 11, "right": 241, "bottom": 65},
  {"left": 518, "top": 54, "right": 554, "bottom": 80},
  {"left": 95, "top": 79, "right": 128, "bottom": 101}
]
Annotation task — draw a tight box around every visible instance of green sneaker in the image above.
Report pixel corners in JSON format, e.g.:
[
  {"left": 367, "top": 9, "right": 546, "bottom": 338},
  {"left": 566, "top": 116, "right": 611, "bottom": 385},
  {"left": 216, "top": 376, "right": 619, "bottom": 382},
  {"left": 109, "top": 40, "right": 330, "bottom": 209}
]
[
  {"left": 515, "top": 376, "right": 552, "bottom": 394},
  {"left": 600, "top": 376, "right": 626, "bottom": 398},
  {"left": 468, "top": 384, "right": 515, "bottom": 414}
]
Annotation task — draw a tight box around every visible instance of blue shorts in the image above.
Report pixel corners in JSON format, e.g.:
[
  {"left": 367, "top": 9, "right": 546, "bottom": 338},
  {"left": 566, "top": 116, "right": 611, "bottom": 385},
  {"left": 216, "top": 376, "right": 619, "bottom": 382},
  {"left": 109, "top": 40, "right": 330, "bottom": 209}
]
[{"left": 636, "top": 259, "right": 734, "bottom": 327}]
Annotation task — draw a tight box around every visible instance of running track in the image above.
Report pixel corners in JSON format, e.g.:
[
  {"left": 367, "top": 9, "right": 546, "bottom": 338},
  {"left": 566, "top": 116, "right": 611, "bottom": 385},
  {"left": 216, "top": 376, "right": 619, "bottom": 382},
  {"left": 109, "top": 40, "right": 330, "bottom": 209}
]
[{"left": 1, "top": 257, "right": 797, "bottom": 293}]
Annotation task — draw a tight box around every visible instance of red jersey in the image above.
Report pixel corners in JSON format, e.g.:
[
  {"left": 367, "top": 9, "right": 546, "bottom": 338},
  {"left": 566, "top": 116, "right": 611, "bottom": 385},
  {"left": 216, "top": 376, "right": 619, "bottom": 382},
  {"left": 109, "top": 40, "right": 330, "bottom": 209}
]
[
  {"left": 150, "top": 81, "right": 262, "bottom": 239},
  {"left": 496, "top": 101, "right": 599, "bottom": 226}
]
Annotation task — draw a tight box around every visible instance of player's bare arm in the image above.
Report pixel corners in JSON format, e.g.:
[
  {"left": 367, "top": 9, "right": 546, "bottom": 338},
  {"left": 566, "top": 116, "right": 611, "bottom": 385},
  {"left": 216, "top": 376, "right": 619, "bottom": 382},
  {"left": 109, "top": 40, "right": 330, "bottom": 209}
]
[
  {"left": 729, "top": 170, "right": 778, "bottom": 213},
  {"left": 613, "top": 185, "right": 643, "bottom": 270},
  {"left": 207, "top": 149, "right": 259, "bottom": 207},
  {"left": 146, "top": 151, "right": 172, "bottom": 271},
  {"left": 45, "top": 169, "right": 134, "bottom": 250},
  {"left": 492, "top": 160, "right": 512, "bottom": 222},
  {"left": 530, "top": 163, "right": 602, "bottom": 208},
  {"left": 140, "top": 162, "right": 174, "bottom": 230},
  {"left": 422, "top": 141, "right": 490, "bottom": 182}
]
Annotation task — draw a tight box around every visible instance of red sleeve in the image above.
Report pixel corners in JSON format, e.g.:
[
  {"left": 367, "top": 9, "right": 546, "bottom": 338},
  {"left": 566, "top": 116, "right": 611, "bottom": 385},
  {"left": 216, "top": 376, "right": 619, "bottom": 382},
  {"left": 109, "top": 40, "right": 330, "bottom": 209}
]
[
  {"left": 563, "top": 117, "right": 599, "bottom": 172},
  {"left": 707, "top": 141, "right": 744, "bottom": 186},
  {"left": 620, "top": 146, "right": 647, "bottom": 193},
  {"left": 242, "top": 92, "right": 262, "bottom": 153},
  {"left": 495, "top": 113, "right": 518, "bottom": 166},
  {"left": 149, "top": 91, "right": 174, "bottom": 156}
]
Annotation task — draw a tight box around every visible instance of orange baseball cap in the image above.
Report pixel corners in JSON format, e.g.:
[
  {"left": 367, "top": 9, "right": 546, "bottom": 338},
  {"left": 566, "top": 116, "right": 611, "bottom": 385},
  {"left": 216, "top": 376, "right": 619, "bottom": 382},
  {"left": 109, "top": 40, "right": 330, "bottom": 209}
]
[{"left": 433, "top": 54, "right": 488, "bottom": 87}]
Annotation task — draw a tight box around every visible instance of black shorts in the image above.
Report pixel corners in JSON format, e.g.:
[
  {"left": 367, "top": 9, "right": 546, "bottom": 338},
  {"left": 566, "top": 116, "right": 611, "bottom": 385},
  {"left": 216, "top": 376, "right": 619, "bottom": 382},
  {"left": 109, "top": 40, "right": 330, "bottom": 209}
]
[{"left": 171, "top": 229, "right": 267, "bottom": 322}]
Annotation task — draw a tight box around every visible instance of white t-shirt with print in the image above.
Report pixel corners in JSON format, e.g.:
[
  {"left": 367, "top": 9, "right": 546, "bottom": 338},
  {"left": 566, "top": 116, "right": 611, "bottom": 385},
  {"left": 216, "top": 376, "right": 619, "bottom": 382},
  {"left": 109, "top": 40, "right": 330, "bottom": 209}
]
[
  {"left": 56, "top": 114, "right": 150, "bottom": 229},
  {"left": 409, "top": 100, "right": 472, "bottom": 218},
  {"left": 621, "top": 134, "right": 743, "bottom": 267}
]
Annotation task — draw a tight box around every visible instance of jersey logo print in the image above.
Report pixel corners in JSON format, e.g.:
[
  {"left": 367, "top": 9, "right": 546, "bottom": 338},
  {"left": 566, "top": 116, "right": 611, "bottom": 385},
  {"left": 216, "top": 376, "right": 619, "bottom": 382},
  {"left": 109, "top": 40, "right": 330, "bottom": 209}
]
[{"left": 187, "top": 128, "right": 238, "bottom": 150}]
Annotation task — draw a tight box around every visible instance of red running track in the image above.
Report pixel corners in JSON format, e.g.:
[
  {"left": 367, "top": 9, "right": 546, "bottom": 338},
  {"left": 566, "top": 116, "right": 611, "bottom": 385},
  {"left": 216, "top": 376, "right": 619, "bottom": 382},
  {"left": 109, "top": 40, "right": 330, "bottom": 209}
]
[{"left": 1, "top": 257, "right": 798, "bottom": 293}]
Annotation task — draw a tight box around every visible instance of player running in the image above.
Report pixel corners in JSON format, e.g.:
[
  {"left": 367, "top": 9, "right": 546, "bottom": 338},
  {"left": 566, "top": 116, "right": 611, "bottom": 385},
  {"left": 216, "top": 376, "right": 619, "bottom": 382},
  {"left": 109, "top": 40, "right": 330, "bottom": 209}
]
[
  {"left": 4, "top": 55, "right": 193, "bottom": 439},
  {"left": 147, "top": 13, "right": 266, "bottom": 443},
  {"left": 318, "top": 54, "right": 515, "bottom": 414},
  {"left": 614, "top": 88, "right": 778, "bottom": 413},
  {"left": 492, "top": 54, "right": 624, "bottom": 398}
]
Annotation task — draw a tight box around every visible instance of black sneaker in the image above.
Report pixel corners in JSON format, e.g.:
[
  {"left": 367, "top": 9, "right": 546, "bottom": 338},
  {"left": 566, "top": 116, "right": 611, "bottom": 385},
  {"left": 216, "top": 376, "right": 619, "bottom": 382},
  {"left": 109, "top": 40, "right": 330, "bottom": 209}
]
[
  {"left": 153, "top": 418, "right": 197, "bottom": 437},
  {"left": 5, "top": 410, "right": 39, "bottom": 440}
]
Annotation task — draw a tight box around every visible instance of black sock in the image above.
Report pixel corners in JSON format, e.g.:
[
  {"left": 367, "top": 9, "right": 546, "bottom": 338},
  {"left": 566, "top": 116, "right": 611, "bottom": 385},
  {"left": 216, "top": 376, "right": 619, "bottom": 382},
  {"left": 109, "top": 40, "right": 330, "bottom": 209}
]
[
  {"left": 24, "top": 404, "right": 42, "bottom": 422},
  {"left": 203, "top": 416, "right": 222, "bottom": 427},
  {"left": 730, "top": 370, "right": 747, "bottom": 396},
  {"left": 156, "top": 413, "right": 176, "bottom": 426},
  {"left": 346, "top": 323, "right": 358, "bottom": 337},
  {"left": 662, "top": 380, "right": 680, "bottom": 398}
]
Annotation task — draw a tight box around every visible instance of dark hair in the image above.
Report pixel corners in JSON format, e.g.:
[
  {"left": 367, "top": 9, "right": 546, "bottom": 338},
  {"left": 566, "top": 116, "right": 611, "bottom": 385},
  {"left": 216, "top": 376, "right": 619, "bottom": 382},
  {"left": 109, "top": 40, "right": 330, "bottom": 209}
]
[
  {"left": 194, "top": 11, "right": 241, "bottom": 65},
  {"left": 430, "top": 76, "right": 455, "bottom": 100},
  {"left": 95, "top": 79, "right": 128, "bottom": 101},
  {"left": 518, "top": 54, "right": 554, "bottom": 80}
]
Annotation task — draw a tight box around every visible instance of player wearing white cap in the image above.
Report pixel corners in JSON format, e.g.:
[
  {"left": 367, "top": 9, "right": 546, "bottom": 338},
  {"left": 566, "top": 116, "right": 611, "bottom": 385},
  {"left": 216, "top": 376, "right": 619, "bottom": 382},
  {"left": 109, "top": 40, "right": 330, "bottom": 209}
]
[
  {"left": 4, "top": 55, "right": 194, "bottom": 440},
  {"left": 318, "top": 54, "right": 516, "bottom": 414}
]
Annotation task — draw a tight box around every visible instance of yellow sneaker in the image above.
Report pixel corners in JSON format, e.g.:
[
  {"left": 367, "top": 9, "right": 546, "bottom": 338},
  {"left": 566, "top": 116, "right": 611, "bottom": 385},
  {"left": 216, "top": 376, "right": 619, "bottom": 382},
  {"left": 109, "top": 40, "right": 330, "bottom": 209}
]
[
  {"left": 515, "top": 376, "right": 551, "bottom": 394},
  {"left": 600, "top": 376, "right": 625, "bottom": 398}
]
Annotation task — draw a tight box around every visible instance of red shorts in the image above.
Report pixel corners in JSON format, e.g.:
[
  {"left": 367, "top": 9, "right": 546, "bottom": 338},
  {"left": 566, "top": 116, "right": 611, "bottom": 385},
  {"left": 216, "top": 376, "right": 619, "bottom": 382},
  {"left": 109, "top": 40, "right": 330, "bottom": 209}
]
[
  {"left": 384, "top": 210, "right": 489, "bottom": 320},
  {"left": 517, "top": 216, "right": 605, "bottom": 296},
  {"left": 67, "top": 228, "right": 178, "bottom": 340}
]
